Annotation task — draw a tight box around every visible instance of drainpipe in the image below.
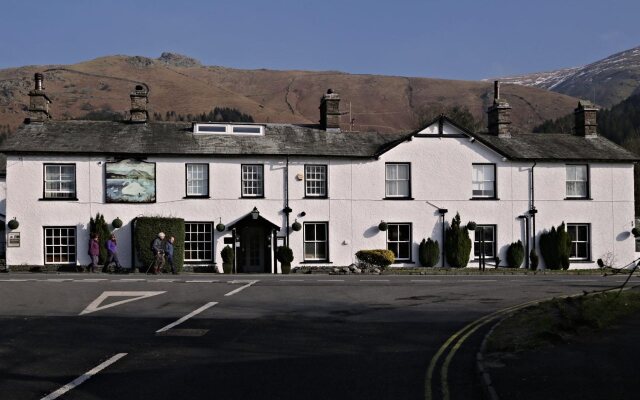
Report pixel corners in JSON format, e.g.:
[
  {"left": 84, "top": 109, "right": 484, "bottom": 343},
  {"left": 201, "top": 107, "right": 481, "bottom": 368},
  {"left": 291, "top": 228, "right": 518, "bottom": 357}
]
[
  {"left": 517, "top": 215, "right": 529, "bottom": 269},
  {"left": 438, "top": 208, "right": 448, "bottom": 267},
  {"left": 529, "top": 162, "right": 538, "bottom": 253},
  {"left": 284, "top": 155, "right": 290, "bottom": 248}
]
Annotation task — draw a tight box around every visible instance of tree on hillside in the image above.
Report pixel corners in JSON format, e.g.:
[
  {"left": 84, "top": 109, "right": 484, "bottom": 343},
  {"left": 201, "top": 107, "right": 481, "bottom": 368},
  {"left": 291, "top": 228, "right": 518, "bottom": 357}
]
[{"left": 415, "top": 105, "right": 482, "bottom": 132}]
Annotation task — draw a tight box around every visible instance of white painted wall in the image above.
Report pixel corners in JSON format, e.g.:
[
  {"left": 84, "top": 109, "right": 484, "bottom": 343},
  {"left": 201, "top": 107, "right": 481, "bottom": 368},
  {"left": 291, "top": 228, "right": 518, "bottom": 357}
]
[{"left": 4, "top": 121, "right": 636, "bottom": 270}]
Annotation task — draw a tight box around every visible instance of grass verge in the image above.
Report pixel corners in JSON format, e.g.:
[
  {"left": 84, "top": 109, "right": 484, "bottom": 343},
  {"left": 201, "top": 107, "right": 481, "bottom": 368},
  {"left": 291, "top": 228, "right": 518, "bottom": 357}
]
[{"left": 485, "top": 289, "right": 640, "bottom": 354}]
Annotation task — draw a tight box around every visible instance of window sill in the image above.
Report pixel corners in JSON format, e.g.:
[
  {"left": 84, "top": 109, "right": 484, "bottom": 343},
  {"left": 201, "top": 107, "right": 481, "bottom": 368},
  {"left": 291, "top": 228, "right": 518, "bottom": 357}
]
[
  {"left": 300, "top": 261, "right": 333, "bottom": 264},
  {"left": 240, "top": 196, "right": 265, "bottom": 199},
  {"left": 469, "top": 197, "right": 500, "bottom": 201},
  {"left": 183, "top": 195, "right": 210, "bottom": 199},
  {"left": 564, "top": 197, "right": 592, "bottom": 201},
  {"left": 304, "top": 196, "right": 329, "bottom": 199},
  {"left": 383, "top": 197, "right": 414, "bottom": 201},
  {"left": 39, "top": 197, "right": 78, "bottom": 201},
  {"left": 569, "top": 259, "right": 592, "bottom": 263}
]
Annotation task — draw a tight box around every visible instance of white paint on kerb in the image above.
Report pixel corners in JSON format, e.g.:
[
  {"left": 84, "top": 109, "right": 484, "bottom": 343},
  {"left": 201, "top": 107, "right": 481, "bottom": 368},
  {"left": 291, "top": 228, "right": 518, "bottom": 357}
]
[
  {"left": 155, "top": 302, "right": 218, "bottom": 333},
  {"left": 40, "top": 353, "right": 127, "bottom": 400},
  {"left": 224, "top": 280, "right": 258, "bottom": 296},
  {"left": 79, "top": 291, "right": 165, "bottom": 315}
]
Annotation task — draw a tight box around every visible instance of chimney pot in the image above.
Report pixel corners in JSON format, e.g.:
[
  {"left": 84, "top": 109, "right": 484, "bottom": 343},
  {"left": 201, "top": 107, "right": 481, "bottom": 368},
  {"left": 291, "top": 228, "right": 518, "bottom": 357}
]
[
  {"left": 129, "top": 84, "right": 149, "bottom": 123},
  {"left": 487, "top": 80, "right": 511, "bottom": 138},
  {"left": 494, "top": 80, "right": 500, "bottom": 100},
  {"left": 319, "top": 88, "right": 341, "bottom": 132},
  {"left": 26, "top": 72, "right": 51, "bottom": 123}
]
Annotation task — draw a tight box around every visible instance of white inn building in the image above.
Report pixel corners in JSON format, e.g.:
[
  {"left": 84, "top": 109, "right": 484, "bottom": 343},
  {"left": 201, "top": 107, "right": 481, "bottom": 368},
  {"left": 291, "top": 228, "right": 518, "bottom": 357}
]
[{"left": 1, "top": 75, "right": 638, "bottom": 272}]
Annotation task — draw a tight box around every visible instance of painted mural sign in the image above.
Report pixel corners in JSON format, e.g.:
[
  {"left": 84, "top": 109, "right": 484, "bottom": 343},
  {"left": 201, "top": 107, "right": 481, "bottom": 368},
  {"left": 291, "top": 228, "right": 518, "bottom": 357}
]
[{"left": 105, "top": 159, "right": 156, "bottom": 203}]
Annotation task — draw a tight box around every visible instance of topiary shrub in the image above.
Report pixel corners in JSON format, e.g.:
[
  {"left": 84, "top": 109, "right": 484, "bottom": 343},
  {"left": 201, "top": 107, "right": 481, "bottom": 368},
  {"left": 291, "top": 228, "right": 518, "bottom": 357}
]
[
  {"left": 419, "top": 238, "right": 439, "bottom": 267},
  {"left": 276, "top": 246, "right": 294, "bottom": 274},
  {"left": 506, "top": 240, "right": 525, "bottom": 268},
  {"left": 445, "top": 212, "right": 472, "bottom": 268},
  {"left": 112, "top": 217, "right": 123, "bottom": 229},
  {"left": 632, "top": 227, "right": 640, "bottom": 238},
  {"left": 540, "top": 222, "right": 572, "bottom": 270},
  {"left": 134, "top": 216, "right": 185, "bottom": 272},
  {"left": 378, "top": 221, "right": 388, "bottom": 231},
  {"left": 221, "top": 245, "right": 234, "bottom": 274},
  {"left": 89, "top": 213, "right": 112, "bottom": 266},
  {"left": 530, "top": 249, "right": 539, "bottom": 271},
  {"left": 355, "top": 249, "right": 395, "bottom": 270}
]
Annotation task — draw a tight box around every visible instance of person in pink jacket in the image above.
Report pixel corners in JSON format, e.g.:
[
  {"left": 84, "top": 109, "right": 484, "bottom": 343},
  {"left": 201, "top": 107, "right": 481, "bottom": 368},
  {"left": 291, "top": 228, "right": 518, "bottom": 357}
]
[{"left": 88, "top": 233, "right": 100, "bottom": 273}]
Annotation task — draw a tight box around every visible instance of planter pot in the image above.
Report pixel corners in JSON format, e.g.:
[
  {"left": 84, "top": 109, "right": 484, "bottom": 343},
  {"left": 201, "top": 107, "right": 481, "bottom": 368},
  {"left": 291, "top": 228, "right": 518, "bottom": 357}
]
[
  {"left": 281, "top": 262, "right": 291, "bottom": 274},
  {"left": 378, "top": 221, "right": 388, "bottom": 231},
  {"left": 112, "top": 217, "right": 123, "bottom": 229},
  {"left": 466, "top": 221, "right": 477, "bottom": 231},
  {"left": 291, "top": 221, "right": 302, "bottom": 232},
  {"left": 7, "top": 219, "right": 19, "bottom": 230},
  {"left": 216, "top": 223, "right": 226, "bottom": 232}
]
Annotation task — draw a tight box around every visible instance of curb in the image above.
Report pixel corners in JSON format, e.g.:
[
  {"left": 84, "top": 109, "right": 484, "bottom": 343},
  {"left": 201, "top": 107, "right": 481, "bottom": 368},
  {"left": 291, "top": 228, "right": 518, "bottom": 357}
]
[{"left": 476, "top": 316, "right": 509, "bottom": 400}]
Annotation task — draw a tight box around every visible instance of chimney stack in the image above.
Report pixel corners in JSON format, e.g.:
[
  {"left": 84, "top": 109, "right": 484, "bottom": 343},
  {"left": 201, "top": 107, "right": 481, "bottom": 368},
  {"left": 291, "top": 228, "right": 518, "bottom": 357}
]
[
  {"left": 574, "top": 100, "right": 598, "bottom": 137},
  {"left": 129, "top": 84, "right": 149, "bottom": 123},
  {"left": 320, "top": 89, "right": 341, "bottom": 132},
  {"left": 487, "top": 80, "right": 511, "bottom": 138},
  {"left": 26, "top": 72, "right": 51, "bottom": 123}
]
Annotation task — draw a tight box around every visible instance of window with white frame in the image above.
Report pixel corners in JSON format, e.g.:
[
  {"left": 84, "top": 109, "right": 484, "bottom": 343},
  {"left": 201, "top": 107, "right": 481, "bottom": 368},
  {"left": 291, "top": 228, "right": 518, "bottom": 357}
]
[
  {"left": 385, "top": 163, "right": 411, "bottom": 198},
  {"left": 472, "top": 164, "right": 496, "bottom": 198},
  {"left": 44, "top": 164, "right": 76, "bottom": 199},
  {"left": 305, "top": 165, "right": 327, "bottom": 197},
  {"left": 567, "top": 223, "right": 590, "bottom": 260},
  {"left": 44, "top": 227, "right": 76, "bottom": 264},
  {"left": 566, "top": 165, "right": 589, "bottom": 198},
  {"left": 242, "top": 164, "right": 264, "bottom": 197},
  {"left": 387, "top": 223, "right": 412, "bottom": 261},
  {"left": 473, "top": 225, "right": 496, "bottom": 258},
  {"left": 184, "top": 222, "right": 213, "bottom": 262},
  {"left": 304, "top": 222, "right": 328, "bottom": 261},
  {"left": 186, "top": 163, "right": 209, "bottom": 197}
]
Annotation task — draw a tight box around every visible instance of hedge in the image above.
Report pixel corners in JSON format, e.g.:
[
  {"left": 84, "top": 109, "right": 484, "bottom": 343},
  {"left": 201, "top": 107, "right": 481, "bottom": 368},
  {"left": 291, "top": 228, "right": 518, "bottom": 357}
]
[
  {"left": 134, "top": 216, "right": 185, "bottom": 272},
  {"left": 506, "top": 240, "right": 525, "bottom": 268},
  {"left": 445, "top": 212, "right": 472, "bottom": 268},
  {"left": 355, "top": 249, "right": 395, "bottom": 269},
  {"left": 540, "top": 222, "right": 572, "bottom": 270}
]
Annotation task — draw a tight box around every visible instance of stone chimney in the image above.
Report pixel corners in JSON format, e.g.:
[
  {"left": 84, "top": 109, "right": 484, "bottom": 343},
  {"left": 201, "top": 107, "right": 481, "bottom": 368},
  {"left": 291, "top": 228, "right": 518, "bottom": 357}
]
[
  {"left": 487, "top": 80, "right": 511, "bottom": 138},
  {"left": 129, "top": 84, "right": 149, "bottom": 123},
  {"left": 26, "top": 73, "right": 51, "bottom": 123},
  {"left": 574, "top": 100, "right": 598, "bottom": 137},
  {"left": 319, "top": 89, "right": 341, "bottom": 132}
]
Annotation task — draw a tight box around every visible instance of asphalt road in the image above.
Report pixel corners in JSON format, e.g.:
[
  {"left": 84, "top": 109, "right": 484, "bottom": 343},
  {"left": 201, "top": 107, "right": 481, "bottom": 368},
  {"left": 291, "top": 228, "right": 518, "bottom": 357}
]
[{"left": 0, "top": 273, "right": 629, "bottom": 400}]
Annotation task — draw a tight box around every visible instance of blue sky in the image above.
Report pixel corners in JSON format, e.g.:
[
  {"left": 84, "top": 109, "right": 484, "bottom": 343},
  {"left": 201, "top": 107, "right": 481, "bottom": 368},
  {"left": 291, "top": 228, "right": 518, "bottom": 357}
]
[{"left": 1, "top": 0, "right": 638, "bottom": 80}]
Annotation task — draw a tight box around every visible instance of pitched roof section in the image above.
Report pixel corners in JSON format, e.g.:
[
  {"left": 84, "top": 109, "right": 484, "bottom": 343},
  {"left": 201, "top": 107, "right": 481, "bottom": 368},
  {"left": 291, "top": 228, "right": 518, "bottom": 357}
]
[{"left": 1, "top": 121, "right": 407, "bottom": 158}]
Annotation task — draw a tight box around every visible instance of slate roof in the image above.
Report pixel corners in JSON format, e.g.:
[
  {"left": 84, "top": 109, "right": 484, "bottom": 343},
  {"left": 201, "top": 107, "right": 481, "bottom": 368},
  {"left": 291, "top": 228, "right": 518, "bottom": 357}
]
[
  {"left": 1, "top": 121, "right": 407, "bottom": 158},
  {"left": 0, "top": 117, "right": 638, "bottom": 163}
]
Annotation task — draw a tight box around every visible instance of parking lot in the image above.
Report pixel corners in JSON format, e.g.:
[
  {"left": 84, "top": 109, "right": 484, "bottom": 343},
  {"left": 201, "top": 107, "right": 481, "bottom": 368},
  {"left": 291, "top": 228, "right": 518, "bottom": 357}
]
[{"left": 0, "top": 274, "right": 629, "bottom": 399}]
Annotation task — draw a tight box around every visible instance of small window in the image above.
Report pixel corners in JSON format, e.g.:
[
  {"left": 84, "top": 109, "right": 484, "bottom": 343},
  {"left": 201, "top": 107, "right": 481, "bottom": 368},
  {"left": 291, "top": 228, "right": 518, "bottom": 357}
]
[
  {"left": 304, "top": 222, "right": 328, "bottom": 261},
  {"left": 44, "top": 164, "right": 76, "bottom": 199},
  {"left": 193, "top": 123, "right": 264, "bottom": 136},
  {"left": 474, "top": 225, "right": 496, "bottom": 259},
  {"left": 242, "top": 164, "right": 264, "bottom": 197},
  {"left": 387, "top": 223, "right": 412, "bottom": 261},
  {"left": 305, "top": 165, "right": 327, "bottom": 197},
  {"left": 472, "top": 164, "right": 496, "bottom": 198},
  {"left": 566, "top": 165, "right": 589, "bottom": 198},
  {"left": 44, "top": 227, "right": 76, "bottom": 264},
  {"left": 186, "top": 164, "right": 209, "bottom": 197},
  {"left": 385, "top": 163, "right": 411, "bottom": 198},
  {"left": 567, "top": 223, "right": 590, "bottom": 260},
  {"left": 184, "top": 222, "right": 213, "bottom": 262}
]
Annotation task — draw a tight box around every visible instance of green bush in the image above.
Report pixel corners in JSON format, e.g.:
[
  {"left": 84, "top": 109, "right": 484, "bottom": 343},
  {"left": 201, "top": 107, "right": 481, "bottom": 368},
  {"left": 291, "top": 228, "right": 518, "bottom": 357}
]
[
  {"left": 540, "top": 222, "right": 572, "bottom": 270},
  {"left": 445, "top": 212, "right": 472, "bottom": 268},
  {"left": 530, "top": 249, "right": 539, "bottom": 271},
  {"left": 134, "top": 216, "right": 185, "bottom": 272},
  {"left": 507, "top": 240, "right": 525, "bottom": 268},
  {"left": 419, "top": 238, "right": 440, "bottom": 267},
  {"left": 89, "top": 213, "right": 112, "bottom": 265},
  {"left": 221, "top": 245, "right": 234, "bottom": 274},
  {"left": 276, "top": 246, "right": 294, "bottom": 274},
  {"left": 355, "top": 249, "right": 395, "bottom": 269}
]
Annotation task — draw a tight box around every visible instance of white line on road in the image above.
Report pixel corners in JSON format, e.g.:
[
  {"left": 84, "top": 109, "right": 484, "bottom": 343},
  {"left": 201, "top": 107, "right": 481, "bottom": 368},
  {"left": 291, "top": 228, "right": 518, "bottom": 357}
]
[
  {"left": 280, "top": 279, "right": 305, "bottom": 282},
  {"left": 151, "top": 279, "right": 177, "bottom": 282},
  {"left": 78, "top": 279, "right": 108, "bottom": 282},
  {"left": 185, "top": 280, "right": 218, "bottom": 283},
  {"left": 80, "top": 291, "right": 166, "bottom": 315},
  {"left": 224, "top": 280, "right": 259, "bottom": 296},
  {"left": 411, "top": 280, "right": 442, "bottom": 282},
  {"left": 360, "top": 279, "right": 389, "bottom": 282},
  {"left": 40, "top": 353, "right": 127, "bottom": 400},
  {"left": 458, "top": 279, "right": 498, "bottom": 282},
  {"left": 116, "top": 278, "right": 146, "bottom": 282},
  {"left": 317, "top": 279, "right": 344, "bottom": 282},
  {"left": 0, "top": 279, "right": 29, "bottom": 282},
  {"left": 155, "top": 302, "right": 218, "bottom": 333},
  {"left": 46, "top": 279, "right": 74, "bottom": 282}
]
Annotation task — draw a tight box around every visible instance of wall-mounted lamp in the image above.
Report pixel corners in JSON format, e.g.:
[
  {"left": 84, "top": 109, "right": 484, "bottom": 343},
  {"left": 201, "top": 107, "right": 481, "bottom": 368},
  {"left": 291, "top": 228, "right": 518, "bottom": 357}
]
[{"left": 251, "top": 207, "right": 260, "bottom": 220}]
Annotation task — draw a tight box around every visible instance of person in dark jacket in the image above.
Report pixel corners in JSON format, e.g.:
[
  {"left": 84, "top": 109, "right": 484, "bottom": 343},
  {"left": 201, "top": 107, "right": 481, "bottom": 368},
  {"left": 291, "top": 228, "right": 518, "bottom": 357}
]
[
  {"left": 88, "top": 233, "right": 100, "bottom": 273},
  {"left": 165, "top": 236, "right": 177, "bottom": 275},
  {"left": 106, "top": 234, "right": 124, "bottom": 272},
  {"left": 151, "top": 232, "right": 165, "bottom": 274}
]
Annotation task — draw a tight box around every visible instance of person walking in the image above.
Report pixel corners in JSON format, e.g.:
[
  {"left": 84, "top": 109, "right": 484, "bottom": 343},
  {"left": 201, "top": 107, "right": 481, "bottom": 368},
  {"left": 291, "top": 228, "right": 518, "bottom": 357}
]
[
  {"left": 166, "top": 236, "right": 177, "bottom": 275},
  {"left": 106, "top": 234, "right": 124, "bottom": 273},
  {"left": 88, "top": 233, "right": 100, "bottom": 273},
  {"left": 151, "top": 232, "right": 165, "bottom": 274}
]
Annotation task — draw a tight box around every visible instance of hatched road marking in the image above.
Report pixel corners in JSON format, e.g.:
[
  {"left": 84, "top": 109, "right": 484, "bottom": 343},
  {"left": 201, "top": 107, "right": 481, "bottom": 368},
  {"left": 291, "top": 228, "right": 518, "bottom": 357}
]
[
  {"left": 156, "top": 302, "right": 218, "bottom": 333},
  {"left": 79, "top": 291, "right": 166, "bottom": 315}
]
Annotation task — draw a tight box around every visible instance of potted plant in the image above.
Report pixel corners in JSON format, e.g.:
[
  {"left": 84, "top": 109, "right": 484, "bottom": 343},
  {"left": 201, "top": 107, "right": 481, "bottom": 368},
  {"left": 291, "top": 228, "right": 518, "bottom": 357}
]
[
  {"left": 221, "top": 245, "right": 234, "bottom": 274},
  {"left": 378, "top": 221, "right": 388, "bottom": 231},
  {"left": 112, "top": 217, "right": 123, "bottom": 229},
  {"left": 276, "top": 246, "right": 294, "bottom": 274},
  {"left": 291, "top": 220, "right": 302, "bottom": 232},
  {"left": 7, "top": 218, "right": 19, "bottom": 230}
]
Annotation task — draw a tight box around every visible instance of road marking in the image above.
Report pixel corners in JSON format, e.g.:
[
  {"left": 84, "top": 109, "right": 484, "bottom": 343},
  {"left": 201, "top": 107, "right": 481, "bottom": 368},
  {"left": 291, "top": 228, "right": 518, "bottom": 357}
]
[
  {"left": 117, "top": 278, "right": 146, "bottom": 282},
  {"left": 411, "top": 280, "right": 441, "bottom": 282},
  {"left": 457, "top": 279, "right": 497, "bottom": 282},
  {"left": 46, "top": 279, "right": 74, "bottom": 282},
  {"left": 79, "top": 291, "right": 165, "bottom": 315},
  {"left": 40, "top": 353, "right": 127, "bottom": 400},
  {"left": 224, "top": 280, "right": 259, "bottom": 296},
  {"left": 0, "top": 279, "right": 29, "bottom": 282},
  {"left": 280, "top": 279, "right": 305, "bottom": 282},
  {"left": 78, "top": 279, "right": 108, "bottom": 282},
  {"left": 156, "top": 302, "right": 218, "bottom": 333},
  {"left": 151, "top": 279, "right": 177, "bottom": 282},
  {"left": 185, "top": 280, "right": 218, "bottom": 283},
  {"left": 360, "top": 279, "right": 389, "bottom": 282},
  {"left": 317, "top": 279, "right": 344, "bottom": 282}
]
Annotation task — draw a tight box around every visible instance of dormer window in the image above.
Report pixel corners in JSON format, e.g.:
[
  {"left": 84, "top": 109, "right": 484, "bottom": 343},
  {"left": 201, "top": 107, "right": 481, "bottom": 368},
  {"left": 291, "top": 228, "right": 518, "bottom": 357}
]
[{"left": 193, "top": 123, "right": 264, "bottom": 136}]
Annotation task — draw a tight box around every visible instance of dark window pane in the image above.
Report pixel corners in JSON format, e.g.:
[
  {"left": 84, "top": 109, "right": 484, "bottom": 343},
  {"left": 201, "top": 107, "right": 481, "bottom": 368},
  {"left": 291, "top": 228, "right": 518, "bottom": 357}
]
[{"left": 399, "top": 225, "right": 410, "bottom": 240}]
